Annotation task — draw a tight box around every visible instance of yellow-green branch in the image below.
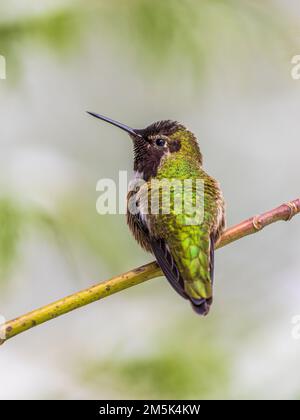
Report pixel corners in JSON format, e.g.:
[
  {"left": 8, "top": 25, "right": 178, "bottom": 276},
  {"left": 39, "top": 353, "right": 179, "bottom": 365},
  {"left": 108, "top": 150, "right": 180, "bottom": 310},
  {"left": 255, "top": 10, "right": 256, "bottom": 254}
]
[{"left": 1, "top": 198, "right": 299, "bottom": 345}]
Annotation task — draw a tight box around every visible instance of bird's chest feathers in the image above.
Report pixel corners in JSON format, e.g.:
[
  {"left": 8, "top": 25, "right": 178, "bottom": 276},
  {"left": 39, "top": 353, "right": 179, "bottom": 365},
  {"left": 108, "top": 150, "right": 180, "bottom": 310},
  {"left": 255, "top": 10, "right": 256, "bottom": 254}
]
[{"left": 157, "top": 155, "right": 199, "bottom": 179}]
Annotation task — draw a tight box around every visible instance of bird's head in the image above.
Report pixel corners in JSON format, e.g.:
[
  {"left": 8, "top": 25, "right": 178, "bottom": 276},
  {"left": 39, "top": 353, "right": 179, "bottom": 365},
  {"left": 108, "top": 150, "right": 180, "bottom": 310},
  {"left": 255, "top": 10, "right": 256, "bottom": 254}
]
[{"left": 87, "top": 112, "right": 202, "bottom": 181}]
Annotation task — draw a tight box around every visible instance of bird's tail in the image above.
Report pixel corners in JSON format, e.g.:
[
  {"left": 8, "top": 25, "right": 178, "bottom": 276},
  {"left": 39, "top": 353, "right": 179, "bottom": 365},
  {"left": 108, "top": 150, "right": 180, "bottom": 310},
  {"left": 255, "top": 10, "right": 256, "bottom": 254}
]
[
  {"left": 190, "top": 297, "right": 213, "bottom": 316},
  {"left": 186, "top": 235, "right": 215, "bottom": 316}
]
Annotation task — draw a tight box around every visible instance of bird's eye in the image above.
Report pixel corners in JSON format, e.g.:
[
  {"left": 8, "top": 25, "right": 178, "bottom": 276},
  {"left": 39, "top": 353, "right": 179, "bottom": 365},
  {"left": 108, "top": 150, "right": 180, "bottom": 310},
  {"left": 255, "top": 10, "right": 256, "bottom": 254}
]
[{"left": 155, "top": 138, "right": 166, "bottom": 147}]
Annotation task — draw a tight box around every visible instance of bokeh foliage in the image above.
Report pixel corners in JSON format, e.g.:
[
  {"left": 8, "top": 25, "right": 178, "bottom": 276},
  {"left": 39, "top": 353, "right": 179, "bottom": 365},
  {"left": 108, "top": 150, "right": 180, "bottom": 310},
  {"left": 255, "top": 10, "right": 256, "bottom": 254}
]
[
  {"left": 96, "top": 0, "right": 292, "bottom": 79},
  {"left": 0, "top": 7, "right": 81, "bottom": 81},
  {"left": 77, "top": 322, "right": 230, "bottom": 399},
  {"left": 0, "top": 1, "right": 293, "bottom": 81}
]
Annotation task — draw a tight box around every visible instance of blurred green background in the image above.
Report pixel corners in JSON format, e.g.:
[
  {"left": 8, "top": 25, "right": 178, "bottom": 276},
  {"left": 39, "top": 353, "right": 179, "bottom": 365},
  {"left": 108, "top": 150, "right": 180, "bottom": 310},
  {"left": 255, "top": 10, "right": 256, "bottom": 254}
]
[{"left": 0, "top": 0, "right": 300, "bottom": 400}]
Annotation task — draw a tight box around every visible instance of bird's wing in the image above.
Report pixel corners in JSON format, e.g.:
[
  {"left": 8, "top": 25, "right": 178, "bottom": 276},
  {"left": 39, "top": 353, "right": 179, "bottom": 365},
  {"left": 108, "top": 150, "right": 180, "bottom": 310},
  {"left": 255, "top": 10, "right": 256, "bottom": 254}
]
[
  {"left": 150, "top": 231, "right": 214, "bottom": 315},
  {"left": 149, "top": 237, "right": 188, "bottom": 300}
]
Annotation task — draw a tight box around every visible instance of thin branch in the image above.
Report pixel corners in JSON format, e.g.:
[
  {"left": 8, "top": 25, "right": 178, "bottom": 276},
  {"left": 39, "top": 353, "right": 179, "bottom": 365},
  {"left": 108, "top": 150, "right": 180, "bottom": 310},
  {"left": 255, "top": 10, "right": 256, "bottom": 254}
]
[{"left": 0, "top": 198, "right": 299, "bottom": 345}]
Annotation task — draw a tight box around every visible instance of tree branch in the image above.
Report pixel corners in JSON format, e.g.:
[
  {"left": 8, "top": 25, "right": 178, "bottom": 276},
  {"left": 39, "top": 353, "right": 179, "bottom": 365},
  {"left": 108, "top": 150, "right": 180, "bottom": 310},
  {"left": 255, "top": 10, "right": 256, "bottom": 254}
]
[{"left": 1, "top": 198, "right": 299, "bottom": 345}]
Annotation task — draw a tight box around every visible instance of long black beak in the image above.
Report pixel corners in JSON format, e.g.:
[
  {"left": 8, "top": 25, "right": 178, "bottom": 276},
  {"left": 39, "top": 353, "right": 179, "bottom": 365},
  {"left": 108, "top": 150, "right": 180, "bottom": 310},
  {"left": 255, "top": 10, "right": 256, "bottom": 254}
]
[{"left": 87, "top": 112, "right": 142, "bottom": 138}]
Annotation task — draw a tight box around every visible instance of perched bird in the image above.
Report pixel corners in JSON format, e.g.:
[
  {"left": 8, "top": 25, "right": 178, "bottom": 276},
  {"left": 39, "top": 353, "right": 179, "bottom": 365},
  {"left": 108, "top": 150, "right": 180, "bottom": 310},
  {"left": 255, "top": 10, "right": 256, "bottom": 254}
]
[{"left": 88, "top": 112, "right": 225, "bottom": 315}]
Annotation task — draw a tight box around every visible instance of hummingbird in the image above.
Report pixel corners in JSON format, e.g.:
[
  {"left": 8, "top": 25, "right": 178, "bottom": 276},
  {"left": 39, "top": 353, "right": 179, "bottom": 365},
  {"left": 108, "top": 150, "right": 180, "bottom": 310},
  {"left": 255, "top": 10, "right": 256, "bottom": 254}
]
[{"left": 88, "top": 112, "right": 225, "bottom": 315}]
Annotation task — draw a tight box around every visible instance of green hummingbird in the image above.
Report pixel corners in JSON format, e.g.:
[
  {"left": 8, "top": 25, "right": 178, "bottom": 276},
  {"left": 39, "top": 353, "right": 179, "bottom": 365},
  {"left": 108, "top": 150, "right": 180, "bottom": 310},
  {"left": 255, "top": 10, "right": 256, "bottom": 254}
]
[{"left": 88, "top": 112, "right": 225, "bottom": 315}]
